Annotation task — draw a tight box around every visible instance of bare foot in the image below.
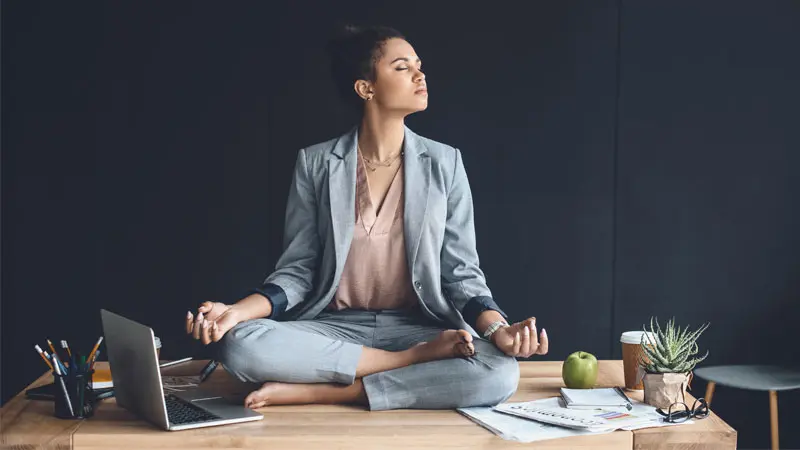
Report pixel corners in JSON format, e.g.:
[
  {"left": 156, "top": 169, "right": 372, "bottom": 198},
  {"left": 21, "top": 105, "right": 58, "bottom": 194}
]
[
  {"left": 414, "top": 329, "right": 475, "bottom": 363},
  {"left": 244, "top": 382, "right": 315, "bottom": 409}
]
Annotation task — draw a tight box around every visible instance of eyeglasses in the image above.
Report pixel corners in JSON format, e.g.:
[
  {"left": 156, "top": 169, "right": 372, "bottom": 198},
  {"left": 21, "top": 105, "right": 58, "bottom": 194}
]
[{"left": 656, "top": 398, "right": 710, "bottom": 423}]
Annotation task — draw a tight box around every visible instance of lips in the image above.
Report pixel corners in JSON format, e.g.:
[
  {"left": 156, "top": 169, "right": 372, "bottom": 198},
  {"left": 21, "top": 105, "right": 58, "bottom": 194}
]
[{"left": 415, "top": 87, "right": 428, "bottom": 94}]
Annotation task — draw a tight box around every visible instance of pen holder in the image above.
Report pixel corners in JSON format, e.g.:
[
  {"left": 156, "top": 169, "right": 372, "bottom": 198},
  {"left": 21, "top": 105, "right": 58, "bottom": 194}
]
[{"left": 53, "top": 370, "right": 95, "bottom": 419}]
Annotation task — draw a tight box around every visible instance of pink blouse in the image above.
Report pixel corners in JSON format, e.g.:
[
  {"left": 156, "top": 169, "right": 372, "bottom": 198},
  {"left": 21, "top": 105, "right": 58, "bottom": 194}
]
[{"left": 327, "top": 155, "right": 418, "bottom": 312}]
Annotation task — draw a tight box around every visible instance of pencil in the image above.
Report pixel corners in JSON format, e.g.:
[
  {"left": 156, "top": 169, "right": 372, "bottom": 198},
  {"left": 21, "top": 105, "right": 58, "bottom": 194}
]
[
  {"left": 87, "top": 336, "right": 104, "bottom": 363},
  {"left": 61, "top": 340, "right": 73, "bottom": 358},
  {"left": 89, "top": 349, "right": 101, "bottom": 371},
  {"left": 158, "top": 357, "right": 193, "bottom": 368},
  {"left": 46, "top": 339, "right": 58, "bottom": 358},
  {"left": 34, "top": 345, "right": 54, "bottom": 370}
]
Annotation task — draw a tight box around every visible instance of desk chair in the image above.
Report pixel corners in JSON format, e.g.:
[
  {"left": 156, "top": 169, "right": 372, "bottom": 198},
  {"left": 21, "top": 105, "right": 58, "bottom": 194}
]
[{"left": 694, "top": 365, "right": 800, "bottom": 450}]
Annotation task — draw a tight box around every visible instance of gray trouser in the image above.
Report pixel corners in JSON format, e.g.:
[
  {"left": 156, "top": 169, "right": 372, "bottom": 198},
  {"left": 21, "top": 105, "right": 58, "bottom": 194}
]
[{"left": 217, "top": 308, "right": 519, "bottom": 411}]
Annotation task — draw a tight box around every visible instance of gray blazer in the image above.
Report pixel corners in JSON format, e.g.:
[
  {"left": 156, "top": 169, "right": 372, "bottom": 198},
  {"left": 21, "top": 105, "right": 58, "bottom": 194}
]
[{"left": 252, "top": 125, "right": 506, "bottom": 336}]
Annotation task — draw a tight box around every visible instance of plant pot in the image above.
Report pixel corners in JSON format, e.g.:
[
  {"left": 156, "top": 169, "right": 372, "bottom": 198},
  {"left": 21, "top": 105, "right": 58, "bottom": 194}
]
[{"left": 641, "top": 371, "right": 692, "bottom": 409}]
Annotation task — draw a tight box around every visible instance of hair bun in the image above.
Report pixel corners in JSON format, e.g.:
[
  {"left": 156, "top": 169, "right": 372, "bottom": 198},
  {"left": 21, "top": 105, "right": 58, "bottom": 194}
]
[{"left": 325, "top": 24, "right": 361, "bottom": 56}]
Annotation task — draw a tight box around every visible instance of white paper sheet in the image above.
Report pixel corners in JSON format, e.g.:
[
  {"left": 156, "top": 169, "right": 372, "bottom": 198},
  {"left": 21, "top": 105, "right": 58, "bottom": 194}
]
[
  {"left": 161, "top": 375, "right": 202, "bottom": 392},
  {"left": 457, "top": 406, "right": 613, "bottom": 443},
  {"left": 494, "top": 397, "right": 693, "bottom": 432},
  {"left": 458, "top": 397, "right": 692, "bottom": 442}
]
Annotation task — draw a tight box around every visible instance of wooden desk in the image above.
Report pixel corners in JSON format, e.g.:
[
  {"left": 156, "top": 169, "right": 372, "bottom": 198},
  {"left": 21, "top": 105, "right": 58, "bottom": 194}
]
[{"left": 2, "top": 360, "right": 736, "bottom": 449}]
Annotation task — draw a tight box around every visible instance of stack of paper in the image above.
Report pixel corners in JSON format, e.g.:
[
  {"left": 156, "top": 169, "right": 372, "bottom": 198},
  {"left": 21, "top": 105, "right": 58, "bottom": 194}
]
[
  {"left": 494, "top": 397, "right": 654, "bottom": 432},
  {"left": 457, "top": 396, "right": 690, "bottom": 443}
]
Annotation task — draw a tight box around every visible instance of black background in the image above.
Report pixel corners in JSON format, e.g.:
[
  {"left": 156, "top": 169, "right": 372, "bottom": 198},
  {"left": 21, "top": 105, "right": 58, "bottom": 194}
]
[{"left": 2, "top": 1, "right": 798, "bottom": 448}]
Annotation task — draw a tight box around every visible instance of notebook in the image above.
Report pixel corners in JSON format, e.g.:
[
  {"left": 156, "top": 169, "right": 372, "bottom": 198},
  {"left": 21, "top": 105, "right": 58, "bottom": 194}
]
[
  {"left": 91, "top": 367, "right": 113, "bottom": 389},
  {"left": 559, "top": 387, "right": 632, "bottom": 410}
]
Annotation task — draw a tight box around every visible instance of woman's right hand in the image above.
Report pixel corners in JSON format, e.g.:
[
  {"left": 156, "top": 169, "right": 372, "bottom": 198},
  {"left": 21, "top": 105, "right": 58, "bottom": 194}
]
[{"left": 186, "top": 301, "right": 241, "bottom": 345}]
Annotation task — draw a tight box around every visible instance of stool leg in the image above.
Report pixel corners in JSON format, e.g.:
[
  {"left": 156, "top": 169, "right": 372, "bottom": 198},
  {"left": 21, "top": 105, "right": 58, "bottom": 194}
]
[
  {"left": 704, "top": 381, "right": 716, "bottom": 407},
  {"left": 769, "top": 390, "right": 779, "bottom": 450}
]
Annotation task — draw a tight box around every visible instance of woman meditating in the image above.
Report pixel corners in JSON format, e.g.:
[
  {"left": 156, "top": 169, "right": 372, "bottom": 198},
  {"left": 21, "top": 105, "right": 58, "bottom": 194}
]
[{"left": 184, "top": 24, "right": 549, "bottom": 411}]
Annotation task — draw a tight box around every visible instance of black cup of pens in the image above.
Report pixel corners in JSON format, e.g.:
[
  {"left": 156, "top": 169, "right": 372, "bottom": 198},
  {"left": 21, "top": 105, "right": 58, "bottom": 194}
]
[
  {"left": 35, "top": 337, "right": 104, "bottom": 420},
  {"left": 53, "top": 369, "right": 95, "bottom": 419}
]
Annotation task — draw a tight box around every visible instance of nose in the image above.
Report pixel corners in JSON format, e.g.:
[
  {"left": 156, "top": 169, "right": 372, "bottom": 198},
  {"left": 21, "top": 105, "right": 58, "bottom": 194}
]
[{"left": 414, "top": 68, "right": 425, "bottom": 82}]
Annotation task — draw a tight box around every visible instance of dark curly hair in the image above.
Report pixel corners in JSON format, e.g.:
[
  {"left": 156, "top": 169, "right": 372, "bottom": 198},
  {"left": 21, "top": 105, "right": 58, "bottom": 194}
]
[{"left": 325, "top": 24, "right": 406, "bottom": 112}]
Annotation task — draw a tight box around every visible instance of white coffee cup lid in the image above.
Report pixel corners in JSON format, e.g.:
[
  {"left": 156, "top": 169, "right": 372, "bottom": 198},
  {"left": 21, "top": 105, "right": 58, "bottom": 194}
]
[{"left": 620, "top": 331, "right": 655, "bottom": 345}]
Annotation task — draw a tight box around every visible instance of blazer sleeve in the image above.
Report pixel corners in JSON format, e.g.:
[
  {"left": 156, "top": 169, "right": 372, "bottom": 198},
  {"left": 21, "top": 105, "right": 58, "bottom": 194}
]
[
  {"left": 440, "top": 148, "right": 509, "bottom": 331},
  {"left": 250, "top": 148, "right": 320, "bottom": 320}
]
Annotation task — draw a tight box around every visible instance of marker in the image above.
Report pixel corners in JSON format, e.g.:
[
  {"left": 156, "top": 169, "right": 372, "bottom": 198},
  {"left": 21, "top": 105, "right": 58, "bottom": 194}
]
[
  {"left": 199, "top": 360, "right": 218, "bottom": 383},
  {"left": 52, "top": 354, "right": 75, "bottom": 416},
  {"left": 34, "top": 345, "right": 54, "bottom": 370}
]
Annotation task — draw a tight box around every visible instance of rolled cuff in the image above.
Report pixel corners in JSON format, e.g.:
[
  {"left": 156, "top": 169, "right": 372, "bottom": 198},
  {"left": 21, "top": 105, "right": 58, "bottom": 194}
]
[
  {"left": 332, "top": 342, "right": 363, "bottom": 385},
  {"left": 249, "top": 282, "right": 287, "bottom": 320},
  {"left": 363, "top": 372, "right": 390, "bottom": 411},
  {"left": 462, "top": 296, "right": 508, "bottom": 330}
]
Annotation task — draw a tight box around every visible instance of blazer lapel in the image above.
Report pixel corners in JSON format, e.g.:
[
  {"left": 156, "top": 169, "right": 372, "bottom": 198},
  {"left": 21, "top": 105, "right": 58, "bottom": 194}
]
[
  {"left": 402, "top": 126, "right": 431, "bottom": 274},
  {"left": 328, "top": 126, "right": 358, "bottom": 271}
]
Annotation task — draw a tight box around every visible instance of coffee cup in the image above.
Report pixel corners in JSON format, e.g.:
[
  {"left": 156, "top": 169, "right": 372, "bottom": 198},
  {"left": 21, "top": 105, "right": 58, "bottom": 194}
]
[
  {"left": 154, "top": 336, "right": 162, "bottom": 359},
  {"left": 620, "top": 331, "right": 655, "bottom": 390}
]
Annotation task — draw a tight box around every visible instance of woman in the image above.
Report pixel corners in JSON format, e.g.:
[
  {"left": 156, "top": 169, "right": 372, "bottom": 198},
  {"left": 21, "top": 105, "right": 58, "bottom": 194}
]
[{"left": 185, "top": 25, "right": 549, "bottom": 410}]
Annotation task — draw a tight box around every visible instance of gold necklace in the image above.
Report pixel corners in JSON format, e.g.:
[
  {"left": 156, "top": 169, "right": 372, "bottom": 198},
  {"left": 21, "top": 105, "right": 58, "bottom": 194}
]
[{"left": 358, "top": 144, "right": 404, "bottom": 171}]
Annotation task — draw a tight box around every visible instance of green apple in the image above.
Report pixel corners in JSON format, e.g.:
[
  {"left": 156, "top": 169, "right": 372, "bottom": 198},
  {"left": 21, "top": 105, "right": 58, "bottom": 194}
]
[{"left": 562, "top": 351, "right": 598, "bottom": 389}]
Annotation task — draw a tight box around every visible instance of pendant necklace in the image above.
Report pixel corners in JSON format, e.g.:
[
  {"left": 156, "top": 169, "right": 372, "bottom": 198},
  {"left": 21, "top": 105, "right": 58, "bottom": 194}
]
[{"left": 358, "top": 144, "right": 404, "bottom": 171}]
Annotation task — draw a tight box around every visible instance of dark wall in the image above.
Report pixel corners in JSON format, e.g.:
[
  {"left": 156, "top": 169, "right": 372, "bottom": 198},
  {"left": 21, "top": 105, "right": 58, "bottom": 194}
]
[
  {"left": 2, "top": 2, "right": 797, "bottom": 448},
  {"left": 613, "top": 2, "right": 800, "bottom": 447}
]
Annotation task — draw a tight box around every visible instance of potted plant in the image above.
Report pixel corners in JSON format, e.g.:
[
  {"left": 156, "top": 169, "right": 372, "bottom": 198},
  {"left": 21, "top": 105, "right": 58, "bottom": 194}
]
[{"left": 638, "top": 317, "right": 710, "bottom": 409}]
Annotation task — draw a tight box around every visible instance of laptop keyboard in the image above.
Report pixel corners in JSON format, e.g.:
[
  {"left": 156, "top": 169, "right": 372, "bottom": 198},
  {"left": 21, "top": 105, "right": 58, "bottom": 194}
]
[{"left": 165, "top": 394, "right": 222, "bottom": 425}]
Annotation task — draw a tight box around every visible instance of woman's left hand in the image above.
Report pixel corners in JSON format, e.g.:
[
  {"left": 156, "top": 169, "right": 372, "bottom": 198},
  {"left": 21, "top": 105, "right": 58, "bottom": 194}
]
[{"left": 491, "top": 317, "right": 549, "bottom": 358}]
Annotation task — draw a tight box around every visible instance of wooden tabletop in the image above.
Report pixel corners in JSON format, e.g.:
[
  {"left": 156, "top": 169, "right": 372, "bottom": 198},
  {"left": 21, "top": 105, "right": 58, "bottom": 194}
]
[{"left": 1, "top": 360, "right": 736, "bottom": 449}]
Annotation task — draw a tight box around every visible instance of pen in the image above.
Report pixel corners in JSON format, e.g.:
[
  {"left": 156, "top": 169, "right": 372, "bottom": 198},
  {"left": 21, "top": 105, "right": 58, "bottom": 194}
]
[
  {"left": 87, "top": 336, "right": 104, "bottom": 364},
  {"left": 51, "top": 349, "right": 70, "bottom": 375},
  {"left": 42, "top": 348, "right": 68, "bottom": 375},
  {"left": 199, "top": 360, "right": 218, "bottom": 383},
  {"left": 52, "top": 354, "right": 75, "bottom": 416},
  {"left": 34, "top": 345, "right": 54, "bottom": 370},
  {"left": 159, "top": 357, "right": 193, "bottom": 368}
]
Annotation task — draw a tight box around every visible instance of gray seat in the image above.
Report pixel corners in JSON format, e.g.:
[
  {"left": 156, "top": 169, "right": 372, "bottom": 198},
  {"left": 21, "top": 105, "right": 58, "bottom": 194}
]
[
  {"left": 694, "top": 365, "right": 800, "bottom": 391},
  {"left": 694, "top": 365, "right": 800, "bottom": 450}
]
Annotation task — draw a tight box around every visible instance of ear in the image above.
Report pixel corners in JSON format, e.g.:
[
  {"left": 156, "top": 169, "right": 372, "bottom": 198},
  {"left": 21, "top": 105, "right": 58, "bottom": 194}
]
[{"left": 353, "top": 79, "right": 374, "bottom": 101}]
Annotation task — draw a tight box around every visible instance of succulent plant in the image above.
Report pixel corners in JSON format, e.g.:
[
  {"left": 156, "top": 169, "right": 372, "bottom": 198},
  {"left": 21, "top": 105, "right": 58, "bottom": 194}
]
[{"left": 639, "top": 316, "right": 709, "bottom": 374}]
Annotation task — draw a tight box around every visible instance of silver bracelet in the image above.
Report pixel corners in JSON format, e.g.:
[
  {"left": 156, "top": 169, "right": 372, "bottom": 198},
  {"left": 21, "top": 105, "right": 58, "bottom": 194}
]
[{"left": 482, "top": 320, "right": 509, "bottom": 340}]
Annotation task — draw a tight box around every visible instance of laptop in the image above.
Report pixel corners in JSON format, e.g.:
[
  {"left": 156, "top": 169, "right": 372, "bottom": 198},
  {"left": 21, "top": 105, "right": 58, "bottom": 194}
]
[{"left": 100, "top": 309, "right": 263, "bottom": 431}]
